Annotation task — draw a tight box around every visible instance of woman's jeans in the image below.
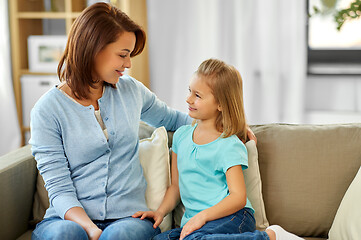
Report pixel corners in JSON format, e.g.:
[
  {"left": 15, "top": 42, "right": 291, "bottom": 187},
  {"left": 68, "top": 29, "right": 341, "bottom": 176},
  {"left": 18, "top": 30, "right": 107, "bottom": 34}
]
[
  {"left": 153, "top": 208, "right": 269, "bottom": 240},
  {"left": 32, "top": 216, "right": 161, "bottom": 240}
]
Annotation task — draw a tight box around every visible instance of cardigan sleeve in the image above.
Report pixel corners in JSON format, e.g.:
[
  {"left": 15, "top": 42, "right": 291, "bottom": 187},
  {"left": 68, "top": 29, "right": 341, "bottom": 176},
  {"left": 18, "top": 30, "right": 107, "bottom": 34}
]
[
  {"left": 29, "top": 105, "right": 83, "bottom": 219},
  {"left": 130, "top": 77, "right": 192, "bottom": 131}
]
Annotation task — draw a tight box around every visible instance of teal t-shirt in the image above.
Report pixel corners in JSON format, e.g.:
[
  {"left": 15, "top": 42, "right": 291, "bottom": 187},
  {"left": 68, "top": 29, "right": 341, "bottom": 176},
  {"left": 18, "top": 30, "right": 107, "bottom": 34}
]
[{"left": 172, "top": 124, "right": 254, "bottom": 227}]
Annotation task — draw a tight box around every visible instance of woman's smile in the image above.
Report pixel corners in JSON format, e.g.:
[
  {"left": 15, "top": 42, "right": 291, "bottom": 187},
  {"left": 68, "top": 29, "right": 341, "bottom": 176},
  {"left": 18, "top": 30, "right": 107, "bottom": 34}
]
[{"left": 115, "top": 70, "right": 123, "bottom": 76}]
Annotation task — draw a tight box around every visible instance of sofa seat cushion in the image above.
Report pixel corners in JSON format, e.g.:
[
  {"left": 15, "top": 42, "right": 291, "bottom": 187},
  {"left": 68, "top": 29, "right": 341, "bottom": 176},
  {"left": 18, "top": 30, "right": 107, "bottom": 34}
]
[{"left": 251, "top": 123, "right": 361, "bottom": 238}]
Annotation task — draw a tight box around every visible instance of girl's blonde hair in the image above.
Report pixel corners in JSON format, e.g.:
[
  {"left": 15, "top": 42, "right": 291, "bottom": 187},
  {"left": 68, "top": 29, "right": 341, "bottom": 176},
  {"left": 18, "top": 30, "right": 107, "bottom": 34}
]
[{"left": 195, "top": 58, "right": 248, "bottom": 141}]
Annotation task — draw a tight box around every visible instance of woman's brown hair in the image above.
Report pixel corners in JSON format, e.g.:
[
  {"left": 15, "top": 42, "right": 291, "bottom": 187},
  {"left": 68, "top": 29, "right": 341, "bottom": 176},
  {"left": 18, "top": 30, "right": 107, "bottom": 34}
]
[
  {"left": 57, "top": 2, "right": 146, "bottom": 99},
  {"left": 195, "top": 59, "right": 248, "bottom": 141}
]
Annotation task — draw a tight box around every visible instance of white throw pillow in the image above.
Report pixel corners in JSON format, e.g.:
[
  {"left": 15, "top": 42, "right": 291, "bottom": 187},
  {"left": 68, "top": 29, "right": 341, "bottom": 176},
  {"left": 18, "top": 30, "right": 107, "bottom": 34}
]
[
  {"left": 138, "top": 126, "right": 172, "bottom": 232},
  {"left": 173, "top": 140, "right": 269, "bottom": 231},
  {"left": 328, "top": 166, "right": 361, "bottom": 240},
  {"left": 243, "top": 140, "right": 269, "bottom": 231}
]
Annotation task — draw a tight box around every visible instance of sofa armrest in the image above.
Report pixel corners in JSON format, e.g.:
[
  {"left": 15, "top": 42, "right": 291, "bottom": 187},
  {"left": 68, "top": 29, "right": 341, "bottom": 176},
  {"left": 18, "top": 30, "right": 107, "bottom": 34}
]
[{"left": 0, "top": 145, "right": 37, "bottom": 240}]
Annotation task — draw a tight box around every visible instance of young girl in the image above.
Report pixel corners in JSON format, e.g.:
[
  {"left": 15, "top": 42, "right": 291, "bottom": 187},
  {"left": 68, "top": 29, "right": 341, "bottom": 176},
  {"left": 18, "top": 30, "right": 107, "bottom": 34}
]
[{"left": 133, "top": 59, "right": 303, "bottom": 240}]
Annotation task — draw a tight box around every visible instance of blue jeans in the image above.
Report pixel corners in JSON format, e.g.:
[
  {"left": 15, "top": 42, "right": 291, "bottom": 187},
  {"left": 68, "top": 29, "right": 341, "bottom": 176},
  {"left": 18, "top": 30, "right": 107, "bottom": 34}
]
[
  {"left": 32, "top": 216, "right": 161, "bottom": 240},
  {"left": 153, "top": 208, "right": 269, "bottom": 240}
]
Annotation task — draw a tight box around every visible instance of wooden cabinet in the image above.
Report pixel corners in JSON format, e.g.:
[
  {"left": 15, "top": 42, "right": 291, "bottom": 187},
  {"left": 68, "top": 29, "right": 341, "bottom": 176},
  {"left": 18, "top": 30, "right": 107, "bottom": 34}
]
[{"left": 9, "top": 0, "right": 87, "bottom": 145}]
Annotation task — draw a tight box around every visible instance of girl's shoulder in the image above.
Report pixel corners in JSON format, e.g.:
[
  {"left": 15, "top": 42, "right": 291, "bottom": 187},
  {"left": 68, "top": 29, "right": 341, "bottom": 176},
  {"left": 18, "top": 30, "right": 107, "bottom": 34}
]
[
  {"left": 173, "top": 124, "right": 194, "bottom": 140},
  {"left": 220, "top": 134, "right": 247, "bottom": 151},
  {"left": 175, "top": 124, "right": 193, "bottom": 134}
]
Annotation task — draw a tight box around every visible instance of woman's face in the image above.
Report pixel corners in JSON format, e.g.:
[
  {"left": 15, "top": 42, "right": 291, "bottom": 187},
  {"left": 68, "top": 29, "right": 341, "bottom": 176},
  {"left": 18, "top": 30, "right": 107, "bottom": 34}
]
[{"left": 94, "top": 31, "right": 136, "bottom": 85}]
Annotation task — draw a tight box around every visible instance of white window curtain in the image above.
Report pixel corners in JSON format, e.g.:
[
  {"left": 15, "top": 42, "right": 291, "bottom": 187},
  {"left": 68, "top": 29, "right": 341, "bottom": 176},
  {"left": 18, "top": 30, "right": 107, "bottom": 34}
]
[
  {"left": 147, "top": 0, "right": 307, "bottom": 124},
  {"left": 0, "top": 0, "right": 21, "bottom": 155}
]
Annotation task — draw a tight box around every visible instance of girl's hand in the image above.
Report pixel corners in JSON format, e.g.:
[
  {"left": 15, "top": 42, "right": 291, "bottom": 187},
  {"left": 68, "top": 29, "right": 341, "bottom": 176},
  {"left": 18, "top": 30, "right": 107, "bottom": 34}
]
[
  {"left": 86, "top": 226, "right": 102, "bottom": 240},
  {"left": 180, "top": 212, "right": 207, "bottom": 240},
  {"left": 132, "top": 211, "right": 165, "bottom": 228}
]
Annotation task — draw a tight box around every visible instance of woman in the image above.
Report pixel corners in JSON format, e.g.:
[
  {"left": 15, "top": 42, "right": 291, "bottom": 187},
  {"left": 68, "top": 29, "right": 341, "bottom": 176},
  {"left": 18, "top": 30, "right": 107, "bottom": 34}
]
[{"left": 30, "top": 3, "right": 190, "bottom": 240}]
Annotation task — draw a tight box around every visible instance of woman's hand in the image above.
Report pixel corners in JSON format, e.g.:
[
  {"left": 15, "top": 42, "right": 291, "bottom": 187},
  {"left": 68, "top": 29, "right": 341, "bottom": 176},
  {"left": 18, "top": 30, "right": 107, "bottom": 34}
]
[
  {"left": 246, "top": 126, "right": 257, "bottom": 144},
  {"left": 132, "top": 210, "right": 165, "bottom": 229},
  {"left": 180, "top": 212, "right": 207, "bottom": 240},
  {"left": 86, "top": 226, "right": 102, "bottom": 240},
  {"left": 64, "top": 207, "right": 102, "bottom": 240}
]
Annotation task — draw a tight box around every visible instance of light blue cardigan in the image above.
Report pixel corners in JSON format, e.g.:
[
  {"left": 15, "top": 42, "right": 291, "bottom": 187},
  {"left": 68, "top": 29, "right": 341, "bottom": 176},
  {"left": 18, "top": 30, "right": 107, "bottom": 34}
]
[{"left": 30, "top": 75, "right": 190, "bottom": 220}]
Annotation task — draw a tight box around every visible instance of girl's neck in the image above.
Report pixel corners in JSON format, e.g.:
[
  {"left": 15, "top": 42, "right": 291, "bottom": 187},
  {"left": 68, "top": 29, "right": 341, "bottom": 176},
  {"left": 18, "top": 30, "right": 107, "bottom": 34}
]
[{"left": 193, "top": 120, "right": 222, "bottom": 145}]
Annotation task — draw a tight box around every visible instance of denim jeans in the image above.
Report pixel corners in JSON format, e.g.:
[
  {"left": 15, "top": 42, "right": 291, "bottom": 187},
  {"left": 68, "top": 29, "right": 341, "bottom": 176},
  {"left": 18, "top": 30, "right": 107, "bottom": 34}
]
[
  {"left": 153, "top": 208, "right": 269, "bottom": 240},
  {"left": 32, "top": 216, "right": 161, "bottom": 240}
]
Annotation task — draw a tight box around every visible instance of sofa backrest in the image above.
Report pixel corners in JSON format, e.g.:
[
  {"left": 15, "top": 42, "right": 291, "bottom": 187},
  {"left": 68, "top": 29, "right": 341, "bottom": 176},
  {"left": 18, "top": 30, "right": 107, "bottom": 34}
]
[
  {"left": 0, "top": 145, "right": 37, "bottom": 240},
  {"left": 251, "top": 123, "right": 361, "bottom": 238}
]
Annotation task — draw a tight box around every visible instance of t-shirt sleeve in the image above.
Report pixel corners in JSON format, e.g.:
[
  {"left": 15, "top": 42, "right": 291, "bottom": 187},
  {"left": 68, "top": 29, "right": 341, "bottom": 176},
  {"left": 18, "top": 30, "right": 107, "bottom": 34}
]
[
  {"left": 220, "top": 137, "right": 248, "bottom": 173},
  {"left": 171, "top": 126, "right": 182, "bottom": 154},
  {"left": 171, "top": 125, "right": 191, "bottom": 154}
]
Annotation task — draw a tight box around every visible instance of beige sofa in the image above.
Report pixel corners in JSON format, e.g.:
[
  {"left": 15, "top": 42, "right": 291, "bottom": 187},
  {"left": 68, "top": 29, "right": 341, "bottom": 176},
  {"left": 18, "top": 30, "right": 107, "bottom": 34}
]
[{"left": 1, "top": 122, "right": 360, "bottom": 240}]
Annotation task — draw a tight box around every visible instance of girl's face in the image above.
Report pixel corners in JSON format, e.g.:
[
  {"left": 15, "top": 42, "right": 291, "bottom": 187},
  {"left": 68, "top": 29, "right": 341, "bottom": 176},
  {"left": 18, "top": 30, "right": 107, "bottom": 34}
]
[
  {"left": 186, "top": 75, "right": 221, "bottom": 123},
  {"left": 94, "top": 31, "right": 136, "bottom": 85}
]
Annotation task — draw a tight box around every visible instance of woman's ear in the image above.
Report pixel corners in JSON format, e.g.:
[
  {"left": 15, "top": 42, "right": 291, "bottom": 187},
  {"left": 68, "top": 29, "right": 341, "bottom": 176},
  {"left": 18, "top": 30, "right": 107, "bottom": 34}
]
[{"left": 218, "top": 104, "right": 222, "bottom": 112}]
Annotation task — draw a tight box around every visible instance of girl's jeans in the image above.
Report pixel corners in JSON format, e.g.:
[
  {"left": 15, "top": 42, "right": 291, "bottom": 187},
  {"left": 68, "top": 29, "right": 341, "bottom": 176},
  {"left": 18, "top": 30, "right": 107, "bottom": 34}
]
[
  {"left": 31, "top": 216, "right": 160, "bottom": 240},
  {"left": 153, "top": 208, "right": 269, "bottom": 240}
]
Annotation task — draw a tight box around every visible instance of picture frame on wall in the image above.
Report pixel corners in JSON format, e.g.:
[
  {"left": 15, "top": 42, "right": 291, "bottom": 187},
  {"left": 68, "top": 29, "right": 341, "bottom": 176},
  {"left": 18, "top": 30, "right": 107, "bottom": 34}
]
[{"left": 28, "top": 35, "right": 67, "bottom": 73}]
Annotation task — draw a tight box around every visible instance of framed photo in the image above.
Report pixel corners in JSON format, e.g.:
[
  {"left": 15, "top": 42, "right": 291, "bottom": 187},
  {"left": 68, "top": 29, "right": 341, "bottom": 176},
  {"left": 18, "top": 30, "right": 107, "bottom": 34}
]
[{"left": 28, "top": 35, "right": 67, "bottom": 73}]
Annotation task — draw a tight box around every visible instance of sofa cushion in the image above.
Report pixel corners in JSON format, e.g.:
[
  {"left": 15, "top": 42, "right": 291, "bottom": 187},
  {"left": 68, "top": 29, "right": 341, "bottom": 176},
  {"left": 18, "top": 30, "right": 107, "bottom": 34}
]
[
  {"left": 243, "top": 140, "right": 269, "bottom": 230},
  {"left": 32, "top": 172, "right": 48, "bottom": 224},
  {"left": 138, "top": 126, "right": 172, "bottom": 232},
  {"left": 328, "top": 166, "right": 361, "bottom": 240},
  {"left": 251, "top": 123, "right": 361, "bottom": 238}
]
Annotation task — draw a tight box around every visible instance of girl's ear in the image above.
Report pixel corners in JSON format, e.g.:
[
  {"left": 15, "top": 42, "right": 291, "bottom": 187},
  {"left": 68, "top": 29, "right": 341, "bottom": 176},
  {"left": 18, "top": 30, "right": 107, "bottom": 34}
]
[{"left": 218, "top": 104, "right": 222, "bottom": 112}]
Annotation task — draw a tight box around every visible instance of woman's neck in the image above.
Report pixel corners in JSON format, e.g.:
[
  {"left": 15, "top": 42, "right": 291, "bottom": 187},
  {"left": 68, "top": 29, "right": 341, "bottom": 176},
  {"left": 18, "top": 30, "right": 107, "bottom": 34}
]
[{"left": 59, "top": 82, "right": 104, "bottom": 110}]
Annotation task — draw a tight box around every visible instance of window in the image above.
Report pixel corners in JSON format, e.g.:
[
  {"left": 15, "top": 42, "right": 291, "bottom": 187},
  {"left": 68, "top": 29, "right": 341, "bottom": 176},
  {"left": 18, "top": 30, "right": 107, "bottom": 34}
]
[{"left": 307, "top": 0, "right": 361, "bottom": 75}]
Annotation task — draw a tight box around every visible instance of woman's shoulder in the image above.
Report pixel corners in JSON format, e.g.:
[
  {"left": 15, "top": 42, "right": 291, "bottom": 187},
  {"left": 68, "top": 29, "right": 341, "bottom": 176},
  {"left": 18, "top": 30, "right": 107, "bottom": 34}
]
[
  {"left": 32, "top": 86, "right": 60, "bottom": 112},
  {"left": 116, "top": 75, "right": 144, "bottom": 89},
  {"left": 112, "top": 75, "right": 149, "bottom": 99}
]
